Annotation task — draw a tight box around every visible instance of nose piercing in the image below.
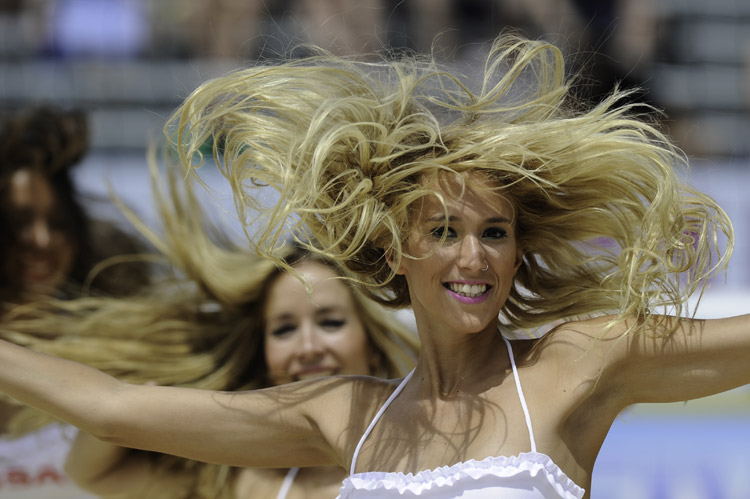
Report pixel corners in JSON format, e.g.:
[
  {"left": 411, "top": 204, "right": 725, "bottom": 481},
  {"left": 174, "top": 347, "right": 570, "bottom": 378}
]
[{"left": 481, "top": 261, "right": 489, "bottom": 271}]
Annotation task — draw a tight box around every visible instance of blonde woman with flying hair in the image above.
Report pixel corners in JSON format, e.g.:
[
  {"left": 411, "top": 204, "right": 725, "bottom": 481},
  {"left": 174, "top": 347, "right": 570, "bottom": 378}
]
[
  {"left": 0, "top": 34, "right": 747, "bottom": 498},
  {"left": 5, "top": 164, "right": 418, "bottom": 498}
]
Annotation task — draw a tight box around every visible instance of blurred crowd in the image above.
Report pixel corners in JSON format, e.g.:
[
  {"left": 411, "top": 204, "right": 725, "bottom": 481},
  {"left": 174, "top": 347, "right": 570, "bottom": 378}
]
[
  {"left": 0, "top": 0, "right": 748, "bottom": 157},
  {"left": 0, "top": 1, "right": 660, "bottom": 80}
]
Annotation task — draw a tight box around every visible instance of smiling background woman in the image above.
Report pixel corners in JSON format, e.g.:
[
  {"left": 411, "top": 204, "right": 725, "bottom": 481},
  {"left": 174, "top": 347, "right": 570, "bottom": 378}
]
[
  {"left": 0, "top": 34, "right": 746, "bottom": 499},
  {"left": 0, "top": 106, "right": 150, "bottom": 307},
  {"left": 263, "top": 259, "right": 384, "bottom": 386}
]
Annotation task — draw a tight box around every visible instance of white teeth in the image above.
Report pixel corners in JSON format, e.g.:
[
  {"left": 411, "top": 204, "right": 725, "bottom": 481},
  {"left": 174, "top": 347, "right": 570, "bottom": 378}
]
[{"left": 448, "top": 283, "right": 487, "bottom": 297}]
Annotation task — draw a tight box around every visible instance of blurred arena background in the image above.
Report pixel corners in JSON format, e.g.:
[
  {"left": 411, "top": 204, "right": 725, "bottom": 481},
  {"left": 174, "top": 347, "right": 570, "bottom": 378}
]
[{"left": 1, "top": 1, "right": 748, "bottom": 498}]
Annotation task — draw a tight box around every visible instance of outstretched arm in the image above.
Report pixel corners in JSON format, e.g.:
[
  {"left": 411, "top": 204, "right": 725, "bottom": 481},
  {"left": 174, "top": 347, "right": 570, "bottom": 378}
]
[
  {"left": 557, "top": 313, "right": 750, "bottom": 406},
  {"left": 540, "top": 313, "right": 750, "bottom": 472},
  {"left": 0, "top": 339, "right": 352, "bottom": 469},
  {"left": 617, "top": 314, "right": 750, "bottom": 404}
]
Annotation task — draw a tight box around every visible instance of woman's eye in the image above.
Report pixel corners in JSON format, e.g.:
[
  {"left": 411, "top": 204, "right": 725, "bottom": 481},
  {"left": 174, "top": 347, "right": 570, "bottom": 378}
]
[
  {"left": 483, "top": 227, "right": 508, "bottom": 239},
  {"left": 8, "top": 213, "right": 31, "bottom": 233},
  {"left": 320, "top": 318, "right": 346, "bottom": 330},
  {"left": 269, "top": 324, "right": 296, "bottom": 337},
  {"left": 429, "top": 226, "right": 456, "bottom": 239}
]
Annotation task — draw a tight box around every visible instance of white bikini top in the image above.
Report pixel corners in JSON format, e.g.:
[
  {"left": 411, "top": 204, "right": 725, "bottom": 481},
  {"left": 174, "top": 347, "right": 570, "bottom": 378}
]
[{"left": 337, "top": 335, "right": 585, "bottom": 498}]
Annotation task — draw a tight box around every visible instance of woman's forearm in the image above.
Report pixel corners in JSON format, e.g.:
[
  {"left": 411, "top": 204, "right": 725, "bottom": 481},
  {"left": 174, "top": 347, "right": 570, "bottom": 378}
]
[{"left": 0, "top": 338, "right": 123, "bottom": 437}]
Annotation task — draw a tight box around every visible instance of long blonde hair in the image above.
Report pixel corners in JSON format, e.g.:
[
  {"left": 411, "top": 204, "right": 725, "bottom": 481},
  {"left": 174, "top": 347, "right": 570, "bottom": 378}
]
[{"left": 170, "top": 34, "right": 733, "bottom": 335}]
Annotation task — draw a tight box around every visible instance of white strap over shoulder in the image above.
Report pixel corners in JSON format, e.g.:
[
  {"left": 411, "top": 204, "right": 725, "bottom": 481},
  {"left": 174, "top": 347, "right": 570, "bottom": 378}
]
[
  {"left": 276, "top": 466, "right": 300, "bottom": 499},
  {"left": 348, "top": 370, "right": 415, "bottom": 475},
  {"left": 500, "top": 328, "right": 537, "bottom": 453}
]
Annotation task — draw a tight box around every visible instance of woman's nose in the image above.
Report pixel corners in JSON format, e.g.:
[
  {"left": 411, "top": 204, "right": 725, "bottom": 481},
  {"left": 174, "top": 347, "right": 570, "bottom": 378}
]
[
  {"left": 296, "top": 323, "right": 325, "bottom": 360},
  {"left": 456, "top": 235, "right": 486, "bottom": 271},
  {"left": 26, "top": 219, "right": 52, "bottom": 249}
]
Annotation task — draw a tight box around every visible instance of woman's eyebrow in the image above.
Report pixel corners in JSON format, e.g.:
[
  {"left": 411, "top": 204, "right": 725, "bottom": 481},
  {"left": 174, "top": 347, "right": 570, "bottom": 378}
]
[
  {"left": 424, "top": 214, "right": 512, "bottom": 224},
  {"left": 314, "top": 305, "right": 345, "bottom": 316},
  {"left": 266, "top": 312, "right": 296, "bottom": 323},
  {"left": 425, "top": 214, "right": 457, "bottom": 223},
  {"left": 487, "top": 216, "right": 512, "bottom": 224}
]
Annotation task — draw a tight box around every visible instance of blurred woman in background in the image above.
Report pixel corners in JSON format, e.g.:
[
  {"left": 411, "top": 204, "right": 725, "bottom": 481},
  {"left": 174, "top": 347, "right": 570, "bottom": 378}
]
[
  {"left": 0, "top": 105, "right": 151, "bottom": 498},
  {"left": 0, "top": 105, "right": 150, "bottom": 307}
]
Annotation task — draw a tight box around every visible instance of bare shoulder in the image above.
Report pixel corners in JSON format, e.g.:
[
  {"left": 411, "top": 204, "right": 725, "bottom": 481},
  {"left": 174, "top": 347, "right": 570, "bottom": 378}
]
[
  {"left": 532, "top": 315, "right": 629, "bottom": 364},
  {"left": 294, "top": 374, "right": 404, "bottom": 405},
  {"left": 253, "top": 374, "right": 399, "bottom": 423},
  {"left": 515, "top": 315, "right": 639, "bottom": 401},
  {"left": 312, "top": 374, "right": 406, "bottom": 421},
  {"left": 290, "top": 374, "right": 408, "bottom": 463}
]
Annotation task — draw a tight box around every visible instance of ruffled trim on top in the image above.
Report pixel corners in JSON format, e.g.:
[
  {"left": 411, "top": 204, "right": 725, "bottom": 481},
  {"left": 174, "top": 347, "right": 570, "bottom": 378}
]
[{"left": 339, "top": 452, "right": 584, "bottom": 498}]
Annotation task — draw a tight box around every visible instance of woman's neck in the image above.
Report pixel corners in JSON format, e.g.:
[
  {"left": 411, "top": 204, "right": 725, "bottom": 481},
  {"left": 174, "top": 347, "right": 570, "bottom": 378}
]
[{"left": 412, "top": 314, "right": 509, "bottom": 397}]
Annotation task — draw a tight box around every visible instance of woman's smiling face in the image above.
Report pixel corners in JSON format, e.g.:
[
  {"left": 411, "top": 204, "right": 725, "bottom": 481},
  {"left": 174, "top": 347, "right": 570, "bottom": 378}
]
[
  {"left": 394, "top": 173, "right": 522, "bottom": 334},
  {"left": 6, "top": 168, "right": 77, "bottom": 298},
  {"left": 263, "top": 261, "right": 374, "bottom": 385}
]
